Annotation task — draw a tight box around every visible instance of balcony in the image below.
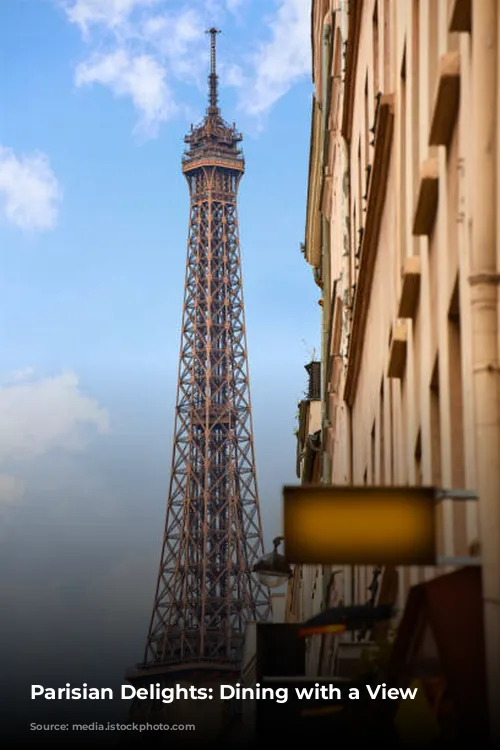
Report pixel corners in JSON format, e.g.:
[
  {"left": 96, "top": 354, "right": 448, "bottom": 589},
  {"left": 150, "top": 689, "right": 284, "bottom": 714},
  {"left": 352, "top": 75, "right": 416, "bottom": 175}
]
[{"left": 295, "top": 361, "right": 322, "bottom": 482}]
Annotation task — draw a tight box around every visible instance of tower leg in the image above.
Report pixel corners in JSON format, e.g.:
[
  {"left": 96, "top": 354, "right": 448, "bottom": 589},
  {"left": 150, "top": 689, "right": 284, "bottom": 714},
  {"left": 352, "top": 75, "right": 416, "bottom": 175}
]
[{"left": 123, "top": 673, "right": 243, "bottom": 747}]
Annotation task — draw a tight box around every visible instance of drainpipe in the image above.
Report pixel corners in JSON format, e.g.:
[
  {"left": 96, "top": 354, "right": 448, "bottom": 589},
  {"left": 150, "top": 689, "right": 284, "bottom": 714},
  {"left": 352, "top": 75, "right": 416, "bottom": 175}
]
[
  {"left": 338, "top": 1, "right": 355, "bottom": 612},
  {"left": 336, "top": 3, "right": 354, "bottom": 484},
  {"left": 471, "top": 1, "right": 500, "bottom": 741},
  {"left": 338, "top": 1, "right": 353, "bottom": 487},
  {"left": 320, "top": 16, "right": 332, "bottom": 485},
  {"left": 342, "top": 137, "right": 353, "bottom": 485}
]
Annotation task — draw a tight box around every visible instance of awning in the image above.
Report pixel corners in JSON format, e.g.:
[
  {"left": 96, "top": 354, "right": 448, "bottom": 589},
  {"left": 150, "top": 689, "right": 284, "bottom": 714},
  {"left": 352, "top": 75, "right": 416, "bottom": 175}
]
[{"left": 299, "top": 603, "right": 394, "bottom": 637}]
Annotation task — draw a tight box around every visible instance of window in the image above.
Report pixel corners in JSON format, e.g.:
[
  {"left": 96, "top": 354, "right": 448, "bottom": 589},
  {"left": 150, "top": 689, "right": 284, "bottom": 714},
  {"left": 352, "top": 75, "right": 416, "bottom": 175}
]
[
  {"left": 371, "top": 421, "right": 376, "bottom": 485},
  {"left": 414, "top": 430, "right": 423, "bottom": 485},
  {"left": 430, "top": 357, "right": 444, "bottom": 555},
  {"left": 448, "top": 280, "right": 468, "bottom": 555},
  {"left": 410, "top": 0, "right": 420, "bottom": 258},
  {"left": 356, "top": 138, "right": 363, "bottom": 272},
  {"left": 379, "top": 380, "right": 385, "bottom": 484},
  {"left": 400, "top": 370, "right": 409, "bottom": 484},
  {"left": 448, "top": 280, "right": 465, "bottom": 489},
  {"left": 364, "top": 75, "right": 370, "bottom": 169},
  {"left": 383, "top": 0, "right": 391, "bottom": 91},
  {"left": 428, "top": 0, "right": 438, "bottom": 139},
  {"left": 399, "top": 48, "right": 407, "bottom": 265},
  {"left": 373, "top": 1, "right": 380, "bottom": 94},
  {"left": 388, "top": 380, "right": 394, "bottom": 484},
  {"left": 430, "top": 358, "right": 441, "bottom": 487}
]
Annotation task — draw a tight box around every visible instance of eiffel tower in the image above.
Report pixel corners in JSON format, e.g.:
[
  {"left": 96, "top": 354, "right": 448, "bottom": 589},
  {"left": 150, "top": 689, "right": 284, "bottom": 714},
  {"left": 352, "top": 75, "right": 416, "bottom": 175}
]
[{"left": 125, "top": 28, "right": 270, "bottom": 739}]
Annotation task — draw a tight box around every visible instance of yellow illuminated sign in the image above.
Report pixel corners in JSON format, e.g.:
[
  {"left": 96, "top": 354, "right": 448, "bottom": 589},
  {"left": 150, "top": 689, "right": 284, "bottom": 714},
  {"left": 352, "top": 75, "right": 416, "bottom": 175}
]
[{"left": 283, "top": 485, "right": 437, "bottom": 566}]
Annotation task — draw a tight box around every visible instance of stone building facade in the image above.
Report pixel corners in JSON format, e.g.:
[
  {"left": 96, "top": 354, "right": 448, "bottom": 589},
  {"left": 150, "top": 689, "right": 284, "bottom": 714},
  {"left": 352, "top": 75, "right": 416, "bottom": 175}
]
[{"left": 287, "top": 0, "right": 500, "bottom": 741}]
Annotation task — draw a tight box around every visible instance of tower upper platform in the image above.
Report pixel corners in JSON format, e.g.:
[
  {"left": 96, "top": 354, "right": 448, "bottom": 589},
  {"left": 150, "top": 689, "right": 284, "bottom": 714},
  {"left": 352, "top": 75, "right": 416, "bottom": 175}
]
[{"left": 182, "top": 28, "right": 244, "bottom": 175}]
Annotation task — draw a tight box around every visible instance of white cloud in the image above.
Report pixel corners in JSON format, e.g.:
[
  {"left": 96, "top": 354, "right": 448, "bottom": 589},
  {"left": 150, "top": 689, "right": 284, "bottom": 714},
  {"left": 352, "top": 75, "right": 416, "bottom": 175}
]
[
  {"left": 0, "top": 474, "right": 24, "bottom": 507},
  {"left": 76, "top": 50, "right": 177, "bottom": 136},
  {"left": 220, "top": 61, "right": 245, "bottom": 88},
  {"left": 4, "top": 367, "right": 36, "bottom": 384},
  {"left": 225, "top": 0, "right": 244, "bottom": 12},
  {"left": 65, "top": 1, "right": 204, "bottom": 134},
  {"left": 63, "top": 0, "right": 160, "bottom": 35},
  {"left": 0, "top": 369, "right": 109, "bottom": 462},
  {"left": 243, "top": 0, "right": 311, "bottom": 116},
  {"left": 138, "top": 8, "right": 205, "bottom": 81},
  {"left": 59, "top": 0, "right": 311, "bottom": 135},
  {"left": 0, "top": 146, "right": 62, "bottom": 232},
  {"left": 142, "top": 8, "right": 202, "bottom": 55}
]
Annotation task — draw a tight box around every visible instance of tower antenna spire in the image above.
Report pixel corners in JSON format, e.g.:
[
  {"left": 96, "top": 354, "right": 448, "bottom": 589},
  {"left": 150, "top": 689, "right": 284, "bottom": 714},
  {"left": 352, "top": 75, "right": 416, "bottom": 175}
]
[{"left": 206, "top": 27, "right": 221, "bottom": 113}]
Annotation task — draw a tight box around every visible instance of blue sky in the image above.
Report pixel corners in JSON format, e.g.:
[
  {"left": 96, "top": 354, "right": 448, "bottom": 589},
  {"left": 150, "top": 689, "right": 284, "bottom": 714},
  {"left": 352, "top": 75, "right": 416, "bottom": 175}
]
[{"left": 0, "top": 0, "right": 319, "bottom": 719}]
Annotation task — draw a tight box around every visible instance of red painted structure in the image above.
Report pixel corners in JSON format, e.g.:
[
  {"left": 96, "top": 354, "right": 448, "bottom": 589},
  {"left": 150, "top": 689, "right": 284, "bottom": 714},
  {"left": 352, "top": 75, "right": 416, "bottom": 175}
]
[{"left": 129, "top": 30, "right": 270, "bottom": 685}]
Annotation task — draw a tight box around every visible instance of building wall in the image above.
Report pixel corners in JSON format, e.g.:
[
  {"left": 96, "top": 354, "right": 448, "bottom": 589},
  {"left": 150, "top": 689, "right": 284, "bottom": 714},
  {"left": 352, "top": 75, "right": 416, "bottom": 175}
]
[
  {"left": 286, "top": 392, "right": 323, "bottom": 631},
  {"left": 329, "top": 0, "right": 480, "bottom": 613},
  {"left": 297, "top": 0, "right": 500, "bottom": 721}
]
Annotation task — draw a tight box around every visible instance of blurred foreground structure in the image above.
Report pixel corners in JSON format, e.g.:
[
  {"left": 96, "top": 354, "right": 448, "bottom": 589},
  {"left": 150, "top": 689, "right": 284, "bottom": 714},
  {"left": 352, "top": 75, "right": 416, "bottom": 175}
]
[{"left": 282, "top": 0, "right": 499, "bottom": 745}]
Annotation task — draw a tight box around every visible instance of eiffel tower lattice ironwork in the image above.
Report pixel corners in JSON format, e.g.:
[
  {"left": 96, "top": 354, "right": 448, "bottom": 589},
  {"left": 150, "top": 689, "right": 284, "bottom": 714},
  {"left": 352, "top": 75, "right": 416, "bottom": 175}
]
[{"left": 132, "top": 29, "right": 271, "bottom": 681}]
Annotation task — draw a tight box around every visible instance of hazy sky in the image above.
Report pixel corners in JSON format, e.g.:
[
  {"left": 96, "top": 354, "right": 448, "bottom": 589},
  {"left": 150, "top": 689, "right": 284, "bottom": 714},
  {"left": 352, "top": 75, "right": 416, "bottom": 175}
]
[{"left": 0, "top": 0, "right": 319, "bottom": 724}]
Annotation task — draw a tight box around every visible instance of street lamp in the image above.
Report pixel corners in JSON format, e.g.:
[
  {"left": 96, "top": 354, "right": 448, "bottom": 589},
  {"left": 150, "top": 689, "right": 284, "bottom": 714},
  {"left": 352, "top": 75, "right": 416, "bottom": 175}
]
[{"left": 252, "top": 536, "right": 293, "bottom": 588}]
